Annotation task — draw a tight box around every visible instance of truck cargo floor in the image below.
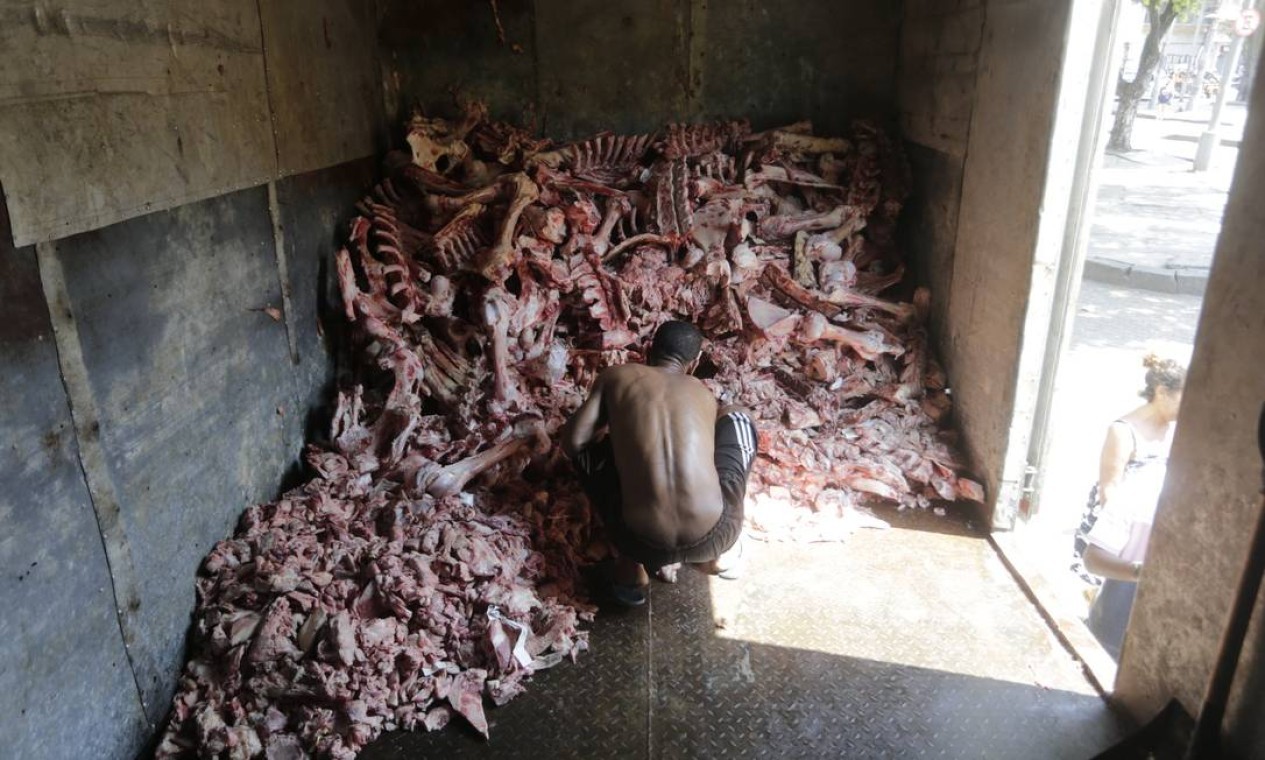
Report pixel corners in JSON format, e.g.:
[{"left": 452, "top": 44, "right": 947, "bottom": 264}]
[{"left": 362, "top": 507, "right": 1128, "bottom": 759}]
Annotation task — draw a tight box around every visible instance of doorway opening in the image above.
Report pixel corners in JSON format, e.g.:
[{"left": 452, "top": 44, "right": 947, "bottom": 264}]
[{"left": 994, "top": 0, "right": 1256, "bottom": 689}]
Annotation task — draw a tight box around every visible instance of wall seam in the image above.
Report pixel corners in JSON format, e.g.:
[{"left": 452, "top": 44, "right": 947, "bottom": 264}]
[
  {"left": 34, "top": 240, "right": 152, "bottom": 729},
  {"left": 944, "top": 0, "right": 990, "bottom": 525},
  {"left": 529, "top": 0, "right": 545, "bottom": 134},
  {"left": 255, "top": 0, "right": 284, "bottom": 178},
  {"left": 267, "top": 182, "right": 301, "bottom": 365}
]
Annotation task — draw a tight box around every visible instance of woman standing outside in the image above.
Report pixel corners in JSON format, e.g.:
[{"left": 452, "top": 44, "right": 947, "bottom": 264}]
[{"left": 1081, "top": 355, "right": 1186, "bottom": 660}]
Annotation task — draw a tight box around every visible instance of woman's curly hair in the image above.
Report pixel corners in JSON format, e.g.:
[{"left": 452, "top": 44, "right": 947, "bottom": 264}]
[{"left": 1140, "top": 353, "right": 1186, "bottom": 401}]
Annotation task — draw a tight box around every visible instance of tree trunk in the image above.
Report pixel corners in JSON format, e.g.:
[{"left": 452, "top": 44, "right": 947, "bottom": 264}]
[{"left": 1108, "top": 3, "right": 1181, "bottom": 152}]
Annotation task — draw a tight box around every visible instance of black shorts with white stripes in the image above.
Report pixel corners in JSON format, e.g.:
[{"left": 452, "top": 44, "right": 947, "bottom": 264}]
[
  {"left": 714, "top": 410, "right": 758, "bottom": 514},
  {"left": 573, "top": 411, "right": 758, "bottom": 569}
]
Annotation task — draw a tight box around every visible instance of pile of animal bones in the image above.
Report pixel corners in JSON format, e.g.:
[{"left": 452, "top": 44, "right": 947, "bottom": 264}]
[{"left": 156, "top": 102, "right": 983, "bottom": 758}]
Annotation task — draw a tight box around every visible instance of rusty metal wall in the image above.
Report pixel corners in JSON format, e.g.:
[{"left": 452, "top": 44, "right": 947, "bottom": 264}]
[{"left": 378, "top": 0, "right": 902, "bottom": 139}]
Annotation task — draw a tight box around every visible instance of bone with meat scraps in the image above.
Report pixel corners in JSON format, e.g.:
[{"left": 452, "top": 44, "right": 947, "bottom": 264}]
[
  {"left": 601, "top": 233, "right": 675, "bottom": 264},
  {"left": 522, "top": 205, "right": 568, "bottom": 244},
  {"left": 590, "top": 195, "right": 631, "bottom": 258},
  {"left": 766, "top": 131, "right": 852, "bottom": 154},
  {"left": 762, "top": 264, "right": 843, "bottom": 318},
  {"left": 760, "top": 205, "right": 847, "bottom": 240},
  {"left": 427, "top": 181, "right": 509, "bottom": 216},
  {"left": 821, "top": 286, "right": 914, "bottom": 323},
  {"left": 744, "top": 164, "right": 844, "bottom": 191},
  {"left": 478, "top": 173, "right": 540, "bottom": 278},
  {"left": 411, "top": 329, "right": 470, "bottom": 409},
  {"left": 395, "top": 163, "right": 471, "bottom": 196},
  {"left": 745, "top": 295, "right": 801, "bottom": 339},
  {"left": 414, "top": 417, "right": 549, "bottom": 499},
  {"left": 797, "top": 312, "right": 903, "bottom": 362},
  {"left": 335, "top": 248, "right": 361, "bottom": 323},
  {"left": 481, "top": 286, "right": 519, "bottom": 404},
  {"left": 431, "top": 203, "right": 488, "bottom": 271},
  {"left": 792, "top": 231, "right": 816, "bottom": 288}
]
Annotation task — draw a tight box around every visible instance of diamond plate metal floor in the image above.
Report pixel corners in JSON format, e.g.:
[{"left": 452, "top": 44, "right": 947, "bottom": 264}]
[{"left": 362, "top": 508, "right": 1130, "bottom": 759}]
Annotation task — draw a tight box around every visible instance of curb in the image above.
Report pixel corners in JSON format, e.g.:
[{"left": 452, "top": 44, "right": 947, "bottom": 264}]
[{"left": 1083, "top": 258, "right": 1207, "bottom": 296}]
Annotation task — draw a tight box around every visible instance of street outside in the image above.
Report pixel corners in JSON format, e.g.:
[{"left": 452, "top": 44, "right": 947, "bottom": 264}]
[{"left": 1011, "top": 101, "right": 1245, "bottom": 618}]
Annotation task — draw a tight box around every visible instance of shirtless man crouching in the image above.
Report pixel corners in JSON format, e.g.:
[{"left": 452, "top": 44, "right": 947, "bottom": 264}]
[{"left": 561, "top": 321, "right": 758, "bottom": 606}]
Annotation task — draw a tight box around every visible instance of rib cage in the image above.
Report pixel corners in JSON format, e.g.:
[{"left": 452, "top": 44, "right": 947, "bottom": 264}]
[
  {"left": 690, "top": 151, "right": 738, "bottom": 184},
  {"left": 655, "top": 120, "right": 751, "bottom": 161},
  {"left": 429, "top": 204, "right": 489, "bottom": 272},
  {"left": 565, "top": 132, "right": 655, "bottom": 185}
]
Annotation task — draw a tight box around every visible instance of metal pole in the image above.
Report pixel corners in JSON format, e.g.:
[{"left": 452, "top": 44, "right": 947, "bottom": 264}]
[{"left": 1194, "top": 30, "right": 1246, "bottom": 169}]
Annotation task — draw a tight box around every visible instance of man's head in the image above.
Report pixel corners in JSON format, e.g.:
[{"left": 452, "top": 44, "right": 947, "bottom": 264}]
[{"left": 648, "top": 321, "right": 703, "bottom": 370}]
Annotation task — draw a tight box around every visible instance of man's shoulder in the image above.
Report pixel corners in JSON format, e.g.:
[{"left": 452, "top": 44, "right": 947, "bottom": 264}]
[{"left": 598, "top": 364, "right": 641, "bottom": 383}]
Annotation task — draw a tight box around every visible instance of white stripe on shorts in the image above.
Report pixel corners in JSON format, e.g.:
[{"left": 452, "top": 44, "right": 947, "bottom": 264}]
[{"left": 731, "top": 412, "right": 755, "bottom": 468}]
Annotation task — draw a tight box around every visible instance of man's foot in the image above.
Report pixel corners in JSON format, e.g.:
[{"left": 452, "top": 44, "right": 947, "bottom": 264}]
[
  {"left": 611, "top": 556, "right": 649, "bottom": 607},
  {"left": 716, "top": 537, "right": 744, "bottom": 580},
  {"left": 693, "top": 537, "right": 744, "bottom": 579},
  {"left": 654, "top": 563, "right": 681, "bottom": 583}
]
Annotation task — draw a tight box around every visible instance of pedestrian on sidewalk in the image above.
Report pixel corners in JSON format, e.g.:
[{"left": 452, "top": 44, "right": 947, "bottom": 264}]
[
  {"left": 1157, "top": 79, "right": 1173, "bottom": 121},
  {"left": 1072, "top": 354, "right": 1186, "bottom": 660}
]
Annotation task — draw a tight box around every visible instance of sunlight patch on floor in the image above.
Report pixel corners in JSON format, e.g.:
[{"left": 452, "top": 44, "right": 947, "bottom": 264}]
[{"left": 706, "top": 531, "right": 1098, "bottom": 695}]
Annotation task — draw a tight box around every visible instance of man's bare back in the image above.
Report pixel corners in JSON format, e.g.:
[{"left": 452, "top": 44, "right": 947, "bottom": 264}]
[
  {"left": 564, "top": 321, "right": 757, "bottom": 602},
  {"left": 590, "top": 364, "right": 722, "bottom": 545}
]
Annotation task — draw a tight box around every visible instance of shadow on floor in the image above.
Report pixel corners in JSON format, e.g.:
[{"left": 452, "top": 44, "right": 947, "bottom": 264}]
[{"left": 363, "top": 519, "right": 1130, "bottom": 759}]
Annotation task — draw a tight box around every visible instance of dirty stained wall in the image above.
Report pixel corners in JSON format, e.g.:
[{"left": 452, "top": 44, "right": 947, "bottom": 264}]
[
  {"left": 1115, "top": 64, "right": 1265, "bottom": 758},
  {"left": 0, "top": 0, "right": 381, "bottom": 246},
  {"left": 379, "top": 0, "right": 902, "bottom": 138},
  {"left": 896, "top": 0, "right": 986, "bottom": 361},
  {"left": 0, "top": 2, "right": 383, "bottom": 758},
  {"left": 933, "top": 0, "right": 1074, "bottom": 515},
  {"left": 895, "top": 0, "right": 1080, "bottom": 520}
]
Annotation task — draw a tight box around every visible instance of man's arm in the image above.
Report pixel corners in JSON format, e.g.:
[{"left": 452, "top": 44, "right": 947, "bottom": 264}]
[
  {"left": 1084, "top": 544, "right": 1142, "bottom": 581},
  {"left": 1097, "top": 422, "right": 1131, "bottom": 506},
  {"left": 561, "top": 374, "right": 607, "bottom": 458}
]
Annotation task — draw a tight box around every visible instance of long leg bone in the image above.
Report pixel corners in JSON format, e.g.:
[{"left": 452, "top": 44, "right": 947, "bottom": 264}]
[
  {"left": 478, "top": 173, "right": 540, "bottom": 279},
  {"left": 823, "top": 286, "right": 915, "bottom": 322},
  {"left": 419, "top": 417, "right": 548, "bottom": 499},
  {"left": 797, "top": 312, "right": 903, "bottom": 362},
  {"left": 765, "top": 131, "right": 852, "bottom": 154},
  {"left": 481, "top": 287, "right": 519, "bottom": 404},
  {"left": 591, "top": 195, "right": 631, "bottom": 258},
  {"left": 759, "top": 205, "right": 847, "bottom": 240}
]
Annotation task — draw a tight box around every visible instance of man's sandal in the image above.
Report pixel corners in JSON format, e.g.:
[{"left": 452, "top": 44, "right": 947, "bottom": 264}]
[
  {"left": 611, "top": 582, "right": 648, "bottom": 607},
  {"left": 605, "top": 560, "right": 648, "bottom": 607}
]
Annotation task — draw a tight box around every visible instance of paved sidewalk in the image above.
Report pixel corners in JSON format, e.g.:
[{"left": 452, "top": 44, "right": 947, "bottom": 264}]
[{"left": 1081, "top": 104, "right": 1244, "bottom": 295}]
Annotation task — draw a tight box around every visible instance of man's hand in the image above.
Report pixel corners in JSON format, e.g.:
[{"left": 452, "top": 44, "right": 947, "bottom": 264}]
[{"left": 512, "top": 415, "right": 550, "bottom": 457}]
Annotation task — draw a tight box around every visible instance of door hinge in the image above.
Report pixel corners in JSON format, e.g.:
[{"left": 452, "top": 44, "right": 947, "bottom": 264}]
[{"left": 1018, "top": 464, "right": 1039, "bottom": 520}]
